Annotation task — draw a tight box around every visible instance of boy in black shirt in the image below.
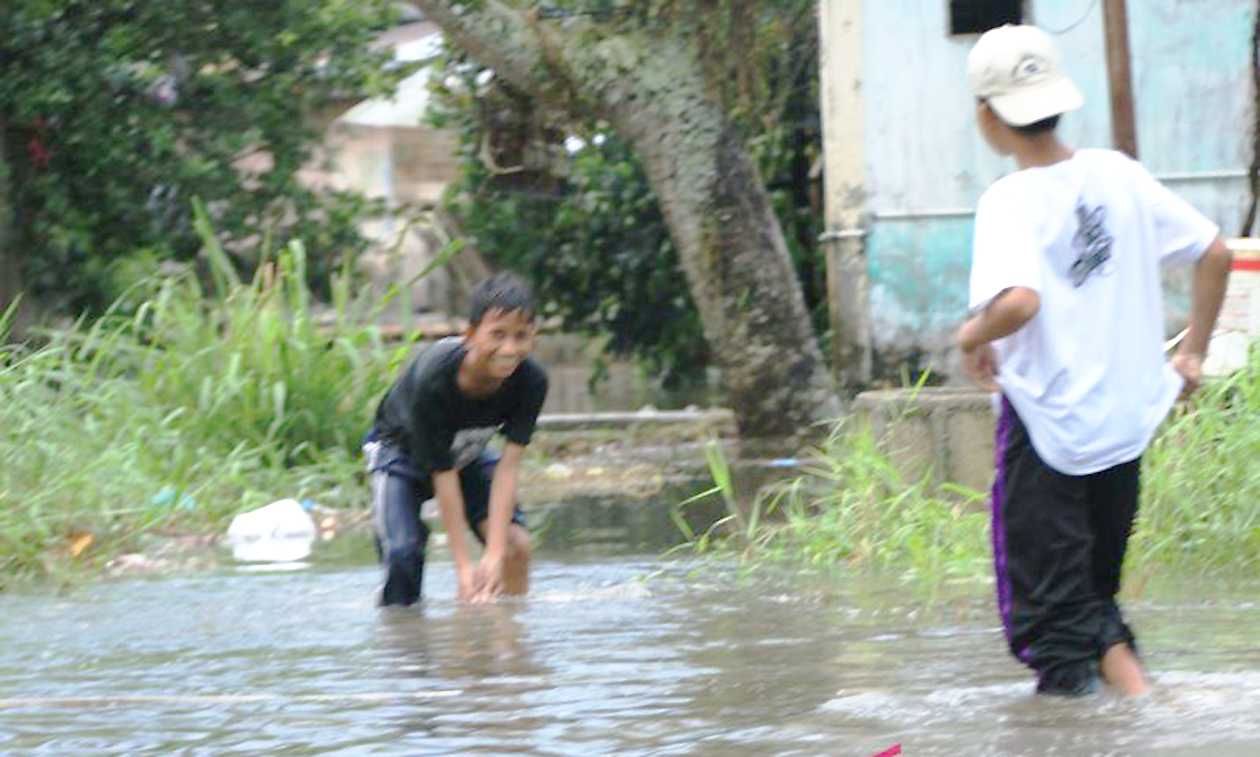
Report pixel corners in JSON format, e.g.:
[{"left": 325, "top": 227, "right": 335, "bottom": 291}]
[{"left": 364, "top": 273, "right": 548, "bottom": 605}]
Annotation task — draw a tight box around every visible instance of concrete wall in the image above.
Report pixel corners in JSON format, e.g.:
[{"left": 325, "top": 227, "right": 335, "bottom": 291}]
[
  {"left": 853, "top": 387, "right": 995, "bottom": 494},
  {"left": 828, "top": 0, "right": 1255, "bottom": 375}
]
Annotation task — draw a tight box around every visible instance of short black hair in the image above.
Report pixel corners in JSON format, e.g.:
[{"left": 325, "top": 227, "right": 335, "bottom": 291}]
[
  {"left": 468, "top": 272, "right": 536, "bottom": 325},
  {"left": 977, "top": 99, "right": 1062, "bottom": 135},
  {"left": 1011, "top": 114, "right": 1061, "bottom": 135}
]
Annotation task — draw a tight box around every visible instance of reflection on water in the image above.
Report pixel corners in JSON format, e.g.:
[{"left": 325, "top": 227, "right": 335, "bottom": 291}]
[{"left": 1, "top": 558, "right": 1258, "bottom": 755}]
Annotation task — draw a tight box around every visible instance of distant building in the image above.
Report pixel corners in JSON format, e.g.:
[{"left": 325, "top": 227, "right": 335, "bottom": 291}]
[{"left": 302, "top": 20, "right": 484, "bottom": 328}]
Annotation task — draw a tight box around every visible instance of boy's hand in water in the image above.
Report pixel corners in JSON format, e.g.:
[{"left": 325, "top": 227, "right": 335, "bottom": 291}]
[
  {"left": 474, "top": 552, "right": 505, "bottom": 603},
  {"left": 456, "top": 562, "right": 483, "bottom": 602},
  {"left": 1171, "top": 350, "right": 1203, "bottom": 399}
]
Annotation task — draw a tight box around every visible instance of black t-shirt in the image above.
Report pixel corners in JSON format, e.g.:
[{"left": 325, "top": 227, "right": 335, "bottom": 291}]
[{"left": 373, "top": 337, "right": 548, "bottom": 473}]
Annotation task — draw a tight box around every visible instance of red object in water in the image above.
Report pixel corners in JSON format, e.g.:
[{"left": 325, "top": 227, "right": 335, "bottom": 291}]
[{"left": 870, "top": 745, "right": 902, "bottom": 757}]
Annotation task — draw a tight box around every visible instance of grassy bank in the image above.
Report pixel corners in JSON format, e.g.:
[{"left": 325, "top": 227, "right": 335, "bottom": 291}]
[
  {"left": 0, "top": 231, "right": 402, "bottom": 588},
  {"left": 678, "top": 355, "right": 1260, "bottom": 583}
]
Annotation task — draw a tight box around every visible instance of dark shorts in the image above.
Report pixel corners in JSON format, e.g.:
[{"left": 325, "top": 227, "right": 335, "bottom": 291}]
[
  {"left": 364, "top": 437, "right": 526, "bottom": 605},
  {"left": 991, "top": 397, "right": 1139, "bottom": 696},
  {"left": 365, "top": 438, "right": 526, "bottom": 536}
]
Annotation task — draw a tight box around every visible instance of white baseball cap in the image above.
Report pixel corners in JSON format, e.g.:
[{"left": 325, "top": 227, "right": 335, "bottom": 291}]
[{"left": 967, "top": 25, "right": 1084, "bottom": 126}]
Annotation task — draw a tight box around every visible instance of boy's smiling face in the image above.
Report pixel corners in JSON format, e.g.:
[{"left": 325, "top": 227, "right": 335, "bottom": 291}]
[{"left": 463, "top": 307, "right": 537, "bottom": 383}]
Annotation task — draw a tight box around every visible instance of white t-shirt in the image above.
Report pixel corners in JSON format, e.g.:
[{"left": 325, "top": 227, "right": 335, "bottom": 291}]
[{"left": 968, "top": 149, "right": 1219, "bottom": 475}]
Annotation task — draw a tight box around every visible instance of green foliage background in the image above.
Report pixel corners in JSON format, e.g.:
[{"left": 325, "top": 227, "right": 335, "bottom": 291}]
[{"left": 0, "top": 0, "right": 407, "bottom": 312}]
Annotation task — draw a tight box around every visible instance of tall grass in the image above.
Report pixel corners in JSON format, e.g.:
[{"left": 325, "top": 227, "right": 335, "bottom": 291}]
[
  {"left": 1133, "top": 349, "right": 1260, "bottom": 573},
  {"left": 679, "top": 350, "right": 1260, "bottom": 582},
  {"left": 0, "top": 212, "right": 406, "bottom": 586},
  {"left": 124, "top": 202, "right": 401, "bottom": 465},
  {"left": 675, "top": 428, "right": 992, "bottom": 583}
]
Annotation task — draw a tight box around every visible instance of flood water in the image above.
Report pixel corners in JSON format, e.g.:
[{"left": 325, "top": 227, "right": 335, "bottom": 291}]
[{"left": 2, "top": 554, "right": 1259, "bottom": 756}]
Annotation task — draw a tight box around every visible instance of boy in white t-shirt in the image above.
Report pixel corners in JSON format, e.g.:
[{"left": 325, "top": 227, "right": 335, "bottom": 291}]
[{"left": 958, "top": 25, "right": 1232, "bottom": 697}]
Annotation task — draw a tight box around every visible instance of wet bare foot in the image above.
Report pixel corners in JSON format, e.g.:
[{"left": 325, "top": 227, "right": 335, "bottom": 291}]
[{"left": 1101, "top": 642, "right": 1150, "bottom": 697}]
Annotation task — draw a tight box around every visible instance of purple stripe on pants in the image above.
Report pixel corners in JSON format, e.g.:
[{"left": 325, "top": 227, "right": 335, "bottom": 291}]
[{"left": 990, "top": 396, "right": 1024, "bottom": 660}]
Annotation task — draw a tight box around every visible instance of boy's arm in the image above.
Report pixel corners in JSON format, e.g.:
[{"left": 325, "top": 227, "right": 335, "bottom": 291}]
[
  {"left": 433, "top": 469, "right": 480, "bottom": 601},
  {"left": 476, "top": 441, "right": 526, "bottom": 600},
  {"left": 956, "top": 286, "right": 1041, "bottom": 389},
  {"left": 958, "top": 286, "right": 1041, "bottom": 349},
  {"left": 1172, "top": 236, "right": 1232, "bottom": 397}
]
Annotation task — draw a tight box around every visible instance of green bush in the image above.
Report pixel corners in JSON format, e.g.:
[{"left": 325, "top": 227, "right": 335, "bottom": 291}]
[
  {"left": 0, "top": 217, "right": 403, "bottom": 586},
  {"left": 0, "top": 0, "right": 405, "bottom": 313}
]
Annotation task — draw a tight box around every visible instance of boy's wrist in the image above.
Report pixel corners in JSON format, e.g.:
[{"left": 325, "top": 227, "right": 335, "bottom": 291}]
[
  {"left": 481, "top": 530, "right": 507, "bottom": 561},
  {"left": 957, "top": 318, "right": 985, "bottom": 351}
]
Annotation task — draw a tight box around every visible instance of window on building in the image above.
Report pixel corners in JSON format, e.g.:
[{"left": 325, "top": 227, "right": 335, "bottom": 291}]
[{"left": 949, "top": 0, "right": 1023, "bottom": 35}]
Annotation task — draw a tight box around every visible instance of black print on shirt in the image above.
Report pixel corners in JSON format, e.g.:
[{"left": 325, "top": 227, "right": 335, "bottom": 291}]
[{"left": 1068, "top": 203, "right": 1113, "bottom": 287}]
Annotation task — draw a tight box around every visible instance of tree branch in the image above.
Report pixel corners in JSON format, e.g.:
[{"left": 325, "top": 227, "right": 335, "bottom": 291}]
[{"left": 410, "top": 1, "right": 576, "bottom": 103}]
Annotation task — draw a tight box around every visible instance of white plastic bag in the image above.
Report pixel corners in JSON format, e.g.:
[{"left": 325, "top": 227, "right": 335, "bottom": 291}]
[{"left": 226, "top": 499, "right": 317, "bottom": 562}]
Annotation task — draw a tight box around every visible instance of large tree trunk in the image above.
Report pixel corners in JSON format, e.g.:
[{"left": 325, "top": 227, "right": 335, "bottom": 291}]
[
  {"left": 608, "top": 59, "right": 840, "bottom": 438},
  {"left": 413, "top": 1, "right": 840, "bottom": 438}
]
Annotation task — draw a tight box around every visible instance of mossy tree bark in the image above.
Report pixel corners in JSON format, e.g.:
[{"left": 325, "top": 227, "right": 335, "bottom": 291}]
[{"left": 412, "top": 1, "right": 840, "bottom": 439}]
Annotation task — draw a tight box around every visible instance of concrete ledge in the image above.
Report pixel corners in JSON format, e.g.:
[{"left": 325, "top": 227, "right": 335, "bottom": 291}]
[
  {"left": 853, "top": 387, "right": 996, "bottom": 493},
  {"left": 537, "top": 408, "right": 735, "bottom": 432}
]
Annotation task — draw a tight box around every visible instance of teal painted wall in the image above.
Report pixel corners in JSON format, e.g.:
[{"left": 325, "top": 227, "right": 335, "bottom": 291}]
[
  {"left": 856, "top": 0, "right": 1254, "bottom": 368},
  {"left": 867, "top": 217, "right": 973, "bottom": 343}
]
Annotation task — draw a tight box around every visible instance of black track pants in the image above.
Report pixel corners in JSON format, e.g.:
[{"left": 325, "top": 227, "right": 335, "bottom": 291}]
[{"left": 990, "top": 396, "right": 1139, "bottom": 695}]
